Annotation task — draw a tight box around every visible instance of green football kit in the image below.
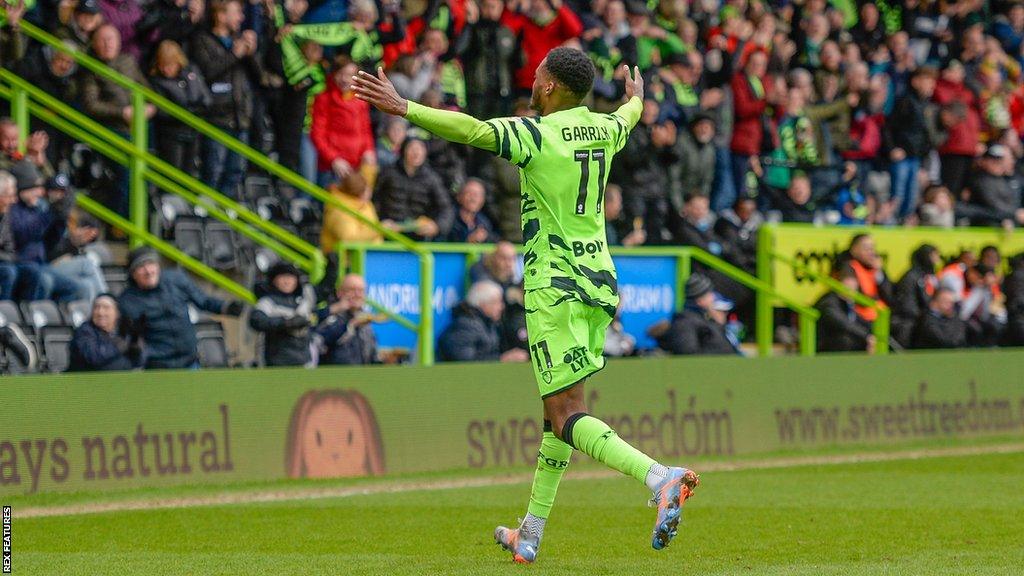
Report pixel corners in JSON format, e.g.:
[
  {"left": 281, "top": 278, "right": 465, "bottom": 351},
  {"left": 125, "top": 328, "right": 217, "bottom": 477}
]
[{"left": 405, "top": 97, "right": 643, "bottom": 397}]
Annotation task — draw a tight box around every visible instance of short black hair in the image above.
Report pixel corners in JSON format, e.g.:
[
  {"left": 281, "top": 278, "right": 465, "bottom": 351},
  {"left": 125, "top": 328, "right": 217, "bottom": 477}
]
[{"left": 544, "top": 47, "right": 595, "bottom": 100}]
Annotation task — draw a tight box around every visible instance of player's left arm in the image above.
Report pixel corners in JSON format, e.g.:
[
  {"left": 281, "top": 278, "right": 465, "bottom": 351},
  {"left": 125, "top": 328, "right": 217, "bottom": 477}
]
[{"left": 352, "top": 67, "right": 498, "bottom": 152}]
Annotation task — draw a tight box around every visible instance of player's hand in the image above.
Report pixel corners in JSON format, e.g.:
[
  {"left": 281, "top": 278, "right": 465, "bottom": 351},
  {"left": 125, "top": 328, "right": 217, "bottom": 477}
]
[
  {"left": 623, "top": 64, "right": 643, "bottom": 102},
  {"left": 353, "top": 67, "right": 409, "bottom": 117}
]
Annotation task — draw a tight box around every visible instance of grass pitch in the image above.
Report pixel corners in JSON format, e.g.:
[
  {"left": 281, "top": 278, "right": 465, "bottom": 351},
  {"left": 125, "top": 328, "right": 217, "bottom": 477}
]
[{"left": 11, "top": 449, "right": 1023, "bottom": 575}]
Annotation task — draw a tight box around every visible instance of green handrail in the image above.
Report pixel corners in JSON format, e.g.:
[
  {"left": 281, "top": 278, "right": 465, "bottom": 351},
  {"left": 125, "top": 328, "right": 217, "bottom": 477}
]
[
  {"left": 0, "top": 70, "right": 320, "bottom": 276},
  {"left": 757, "top": 225, "right": 891, "bottom": 355},
  {"left": 0, "top": 16, "right": 421, "bottom": 255},
  {"left": 342, "top": 241, "right": 820, "bottom": 358},
  {"left": 76, "top": 196, "right": 256, "bottom": 303}
]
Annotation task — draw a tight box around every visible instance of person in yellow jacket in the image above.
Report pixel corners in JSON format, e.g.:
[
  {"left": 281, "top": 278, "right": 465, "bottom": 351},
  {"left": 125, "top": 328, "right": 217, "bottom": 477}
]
[{"left": 320, "top": 171, "right": 383, "bottom": 253}]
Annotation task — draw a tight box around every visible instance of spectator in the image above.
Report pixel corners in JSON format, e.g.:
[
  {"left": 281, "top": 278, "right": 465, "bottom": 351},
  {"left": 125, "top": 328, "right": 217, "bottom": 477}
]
[
  {"left": 45, "top": 180, "right": 108, "bottom": 301},
  {"left": 652, "top": 273, "right": 737, "bottom": 356},
  {"left": 729, "top": 50, "right": 769, "bottom": 211},
  {"left": 768, "top": 171, "right": 818, "bottom": 223},
  {"left": 249, "top": 262, "right": 315, "bottom": 367},
  {"left": 815, "top": 264, "right": 876, "bottom": 353},
  {"left": 891, "top": 244, "right": 940, "bottom": 347},
  {"left": 55, "top": 0, "right": 104, "bottom": 51},
  {"left": 603, "top": 183, "right": 645, "bottom": 247},
  {"left": 68, "top": 294, "right": 143, "bottom": 371},
  {"left": 374, "top": 138, "right": 453, "bottom": 241},
  {"left": 714, "top": 195, "right": 762, "bottom": 275},
  {"left": 148, "top": 40, "right": 212, "bottom": 176},
  {"left": 448, "top": 178, "right": 497, "bottom": 243},
  {"left": 388, "top": 53, "right": 436, "bottom": 102},
  {"left": 136, "top": 0, "right": 204, "bottom": 57},
  {"left": 958, "top": 264, "right": 1005, "bottom": 347},
  {"left": 11, "top": 41, "right": 78, "bottom": 166},
  {"left": 460, "top": 0, "right": 517, "bottom": 119},
  {"left": 933, "top": 61, "right": 982, "bottom": 195},
  {"left": 833, "top": 163, "right": 870, "bottom": 225},
  {"left": 911, "top": 287, "right": 968, "bottom": 349},
  {"left": 0, "top": 118, "right": 53, "bottom": 177},
  {"left": 884, "top": 66, "right": 938, "bottom": 221},
  {"left": 375, "top": 116, "right": 407, "bottom": 168},
  {"left": 190, "top": 0, "right": 259, "bottom": 198},
  {"left": 7, "top": 161, "right": 84, "bottom": 302},
  {"left": 320, "top": 171, "right": 383, "bottom": 253},
  {"left": 315, "top": 273, "right": 378, "bottom": 365},
  {"left": 97, "top": 0, "right": 145, "bottom": 61},
  {"left": 918, "top": 184, "right": 956, "bottom": 228},
  {"left": 437, "top": 280, "right": 528, "bottom": 362},
  {"left": 310, "top": 57, "right": 377, "bottom": 189},
  {"left": 81, "top": 24, "right": 155, "bottom": 134},
  {"left": 671, "top": 193, "right": 722, "bottom": 256},
  {"left": 470, "top": 240, "right": 517, "bottom": 288},
  {"left": 0, "top": 170, "right": 33, "bottom": 301},
  {"left": 612, "top": 98, "right": 676, "bottom": 243},
  {"left": 501, "top": 0, "right": 583, "bottom": 95},
  {"left": 1003, "top": 253, "right": 1024, "bottom": 346},
  {"left": 118, "top": 247, "right": 245, "bottom": 369},
  {"left": 670, "top": 112, "right": 717, "bottom": 212},
  {"left": 962, "top": 144, "right": 1024, "bottom": 227},
  {"left": 840, "top": 233, "right": 893, "bottom": 323},
  {"left": 603, "top": 303, "right": 636, "bottom": 357}
]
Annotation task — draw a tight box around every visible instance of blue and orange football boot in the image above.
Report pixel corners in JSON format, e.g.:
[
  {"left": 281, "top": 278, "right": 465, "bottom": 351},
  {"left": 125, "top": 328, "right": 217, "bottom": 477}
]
[
  {"left": 650, "top": 467, "right": 700, "bottom": 550},
  {"left": 494, "top": 525, "right": 539, "bottom": 564}
]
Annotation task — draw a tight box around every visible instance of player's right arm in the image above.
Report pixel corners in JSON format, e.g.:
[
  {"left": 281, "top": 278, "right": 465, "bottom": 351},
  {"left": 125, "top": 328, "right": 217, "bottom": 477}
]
[
  {"left": 352, "top": 68, "right": 498, "bottom": 153},
  {"left": 608, "top": 65, "right": 645, "bottom": 151}
]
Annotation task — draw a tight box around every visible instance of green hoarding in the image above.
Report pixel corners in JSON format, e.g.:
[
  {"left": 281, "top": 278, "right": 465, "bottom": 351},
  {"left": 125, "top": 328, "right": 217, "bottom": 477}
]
[{"left": 2, "top": 351, "right": 1023, "bottom": 496}]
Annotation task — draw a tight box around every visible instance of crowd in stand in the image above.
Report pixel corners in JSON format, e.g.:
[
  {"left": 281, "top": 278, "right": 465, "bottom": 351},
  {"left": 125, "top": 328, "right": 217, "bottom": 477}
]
[{"left": 3, "top": 0, "right": 1024, "bottom": 370}]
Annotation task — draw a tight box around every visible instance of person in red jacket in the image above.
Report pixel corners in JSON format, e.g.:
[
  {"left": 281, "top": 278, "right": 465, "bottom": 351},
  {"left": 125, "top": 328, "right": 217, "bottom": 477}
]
[
  {"left": 729, "top": 49, "right": 769, "bottom": 211},
  {"left": 311, "top": 58, "right": 378, "bottom": 188},
  {"left": 502, "top": 0, "right": 583, "bottom": 93},
  {"left": 933, "top": 61, "right": 983, "bottom": 195}
]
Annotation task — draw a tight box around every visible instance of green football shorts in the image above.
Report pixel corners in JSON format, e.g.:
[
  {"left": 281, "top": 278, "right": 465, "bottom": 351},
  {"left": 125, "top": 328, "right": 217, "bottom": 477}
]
[{"left": 525, "top": 287, "right": 616, "bottom": 398}]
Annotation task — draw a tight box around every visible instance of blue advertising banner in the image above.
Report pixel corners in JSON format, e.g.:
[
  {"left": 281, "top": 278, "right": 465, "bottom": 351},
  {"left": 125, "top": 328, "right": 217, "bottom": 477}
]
[
  {"left": 612, "top": 255, "right": 677, "bottom": 349},
  {"left": 364, "top": 251, "right": 467, "bottom": 352},
  {"left": 363, "top": 250, "right": 678, "bottom": 351}
]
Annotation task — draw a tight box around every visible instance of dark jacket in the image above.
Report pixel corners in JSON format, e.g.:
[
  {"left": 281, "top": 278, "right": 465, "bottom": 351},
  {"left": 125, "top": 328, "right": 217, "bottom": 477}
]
[
  {"left": 149, "top": 64, "right": 213, "bottom": 138},
  {"left": 670, "top": 129, "right": 716, "bottom": 210},
  {"left": 656, "top": 306, "right": 736, "bottom": 355},
  {"left": 374, "top": 162, "right": 454, "bottom": 240},
  {"left": 815, "top": 292, "right": 872, "bottom": 352},
  {"left": 136, "top": 0, "right": 199, "bottom": 54},
  {"left": 714, "top": 209, "right": 762, "bottom": 274},
  {"left": 9, "top": 195, "right": 71, "bottom": 264},
  {"left": 68, "top": 320, "right": 141, "bottom": 372},
  {"left": 0, "top": 211, "right": 15, "bottom": 263},
  {"left": 437, "top": 303, "right": 501, "bottom": 362},
  {"left": 118, "top": 269, "right": 226, "bottom": 369},
  {"left": 189, "top": 29, "right": 258, "bottom": 131},
  {"left": 892, "top": 246, "right": 937, "bottom": 346},
  {"left": 13, "top": 47, "right": 78, "bottom": 103},
  {"left": 315, "top": 309, "right": 378, "bottom": 365},
  {"left": 79, "top": 54, "right": 150, "bottom": 131},
  {"left": 911, "top": 310, "right": 968, "bottom": 349},
  {"left": 612, "top": 124, "right": 676, "bottom": 208},
  {"left": 884, "top": 91, "right": 935, "bottom": 158},
  {"left": 461, "top": 19, "right": 516, "bottom": 102},
  {"left": 249, "top": 285, "right": 314, "bottom": 367},
  {"left": 966, "top": 171, "right": 1022, "bottom": 225}
]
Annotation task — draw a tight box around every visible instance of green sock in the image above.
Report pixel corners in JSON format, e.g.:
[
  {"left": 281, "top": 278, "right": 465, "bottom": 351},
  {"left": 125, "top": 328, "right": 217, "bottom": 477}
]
[
  {"left": 526, "top": 429, "right": 573, "bottom": 520},
  {"left": 566, "top": 414, "right": 655, "bottom": 484}
]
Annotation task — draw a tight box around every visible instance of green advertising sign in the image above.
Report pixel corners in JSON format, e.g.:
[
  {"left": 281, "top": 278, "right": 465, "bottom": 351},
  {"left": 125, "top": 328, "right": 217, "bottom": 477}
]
[
  {"left": 2, "top": 351, "right": 1023, "bottom": 496},
  {"left": 763, "top": 224, "right": 1024, "bottom": 303}
]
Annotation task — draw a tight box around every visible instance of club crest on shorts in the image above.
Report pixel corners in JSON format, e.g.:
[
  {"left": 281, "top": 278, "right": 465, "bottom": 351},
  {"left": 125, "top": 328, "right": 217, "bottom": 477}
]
[{"left": 541, "top": 370, "right": 553, "bottom": 384}]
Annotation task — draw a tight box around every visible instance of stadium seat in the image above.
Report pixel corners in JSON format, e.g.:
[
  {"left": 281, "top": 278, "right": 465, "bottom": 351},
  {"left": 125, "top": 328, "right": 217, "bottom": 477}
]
[
  {"left": 173, "top": 218, "right": 205, "bottom": 261},
  {"left": 196, "top": 324, "right": 229, "bottom": 368},
  {"left": 64, "top": 300, "right": 91, "bottom": 328},
  {"left": 102, "top": 266, "right": 128, "bottom": 296},
  {"left": 204, "top": 222, "right": 239, "bottom": 270},
  {"left": 289, "top": 197, "right": 320, "bottom": 226},
  {"left": 159, "top": 194, "right": 195, "bottom": 235},
  {"left": 256, "top": 196, "right": 288, "bottom": 222},
  {"left": 0, "top": 300, "right": 25, "bottom": 327},
  {"left": 22, "top": 300, "right": 64, "bottom": 332},
  {"left": 244, "top": 176, "right": 274, "bottom": 202},
  {"left": 41, "top": 327, "right": 73, "bottom": 373}
]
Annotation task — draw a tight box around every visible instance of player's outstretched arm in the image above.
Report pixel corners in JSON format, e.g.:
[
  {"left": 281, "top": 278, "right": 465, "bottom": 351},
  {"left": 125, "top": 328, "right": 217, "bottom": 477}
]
[{"left": 352, "top": 68, "right": 497, "bottom": 152}]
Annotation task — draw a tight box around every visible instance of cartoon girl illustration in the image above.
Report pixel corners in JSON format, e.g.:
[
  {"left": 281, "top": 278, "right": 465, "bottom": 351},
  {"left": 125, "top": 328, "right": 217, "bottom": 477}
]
[{"left": 285, "top": 390, "right": 386, "bottom": 478}]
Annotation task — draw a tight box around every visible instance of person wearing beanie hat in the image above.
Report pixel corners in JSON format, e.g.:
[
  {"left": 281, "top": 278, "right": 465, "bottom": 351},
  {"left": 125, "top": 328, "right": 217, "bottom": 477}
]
[
  {"left": 652, "top": 273, "right": 737, "bottom": 356},
  {"left": 68, "top": 293, "right": 144, "bottom": 371},
  {"left": 7, "top": 160, "right": 85, "bottom": 302},
  {"left": 249, "top": 261, "right": 316, "bottom": 367},
  {"left": 119, "top": 246, "right": 246, "bottom": 369}
]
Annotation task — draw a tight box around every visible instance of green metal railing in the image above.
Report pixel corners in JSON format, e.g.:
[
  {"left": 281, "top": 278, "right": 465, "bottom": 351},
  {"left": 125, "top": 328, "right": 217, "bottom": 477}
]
[
  {"left": 757, "top": 225, "right": 891, "bottom": 355},
  {"left": 343, "top": 242, "right": 821, "bottom": 361}
]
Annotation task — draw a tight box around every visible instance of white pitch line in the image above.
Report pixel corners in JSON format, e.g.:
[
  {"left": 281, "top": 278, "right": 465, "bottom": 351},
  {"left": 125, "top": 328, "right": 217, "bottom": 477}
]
[{"left": 15, "top": 443, "right": 1024, "bottom": 519}]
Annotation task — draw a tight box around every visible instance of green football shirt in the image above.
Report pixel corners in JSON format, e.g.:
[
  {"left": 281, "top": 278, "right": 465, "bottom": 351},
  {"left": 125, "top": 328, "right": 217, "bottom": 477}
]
[{"left": 405, "top": 97, "right": 643, "bottom": 312}]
